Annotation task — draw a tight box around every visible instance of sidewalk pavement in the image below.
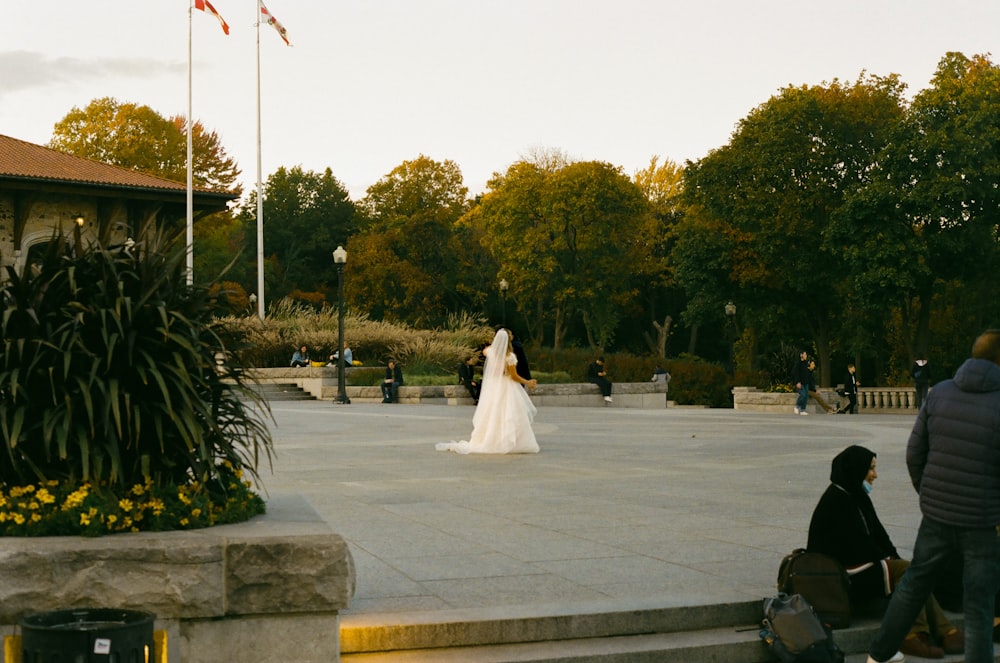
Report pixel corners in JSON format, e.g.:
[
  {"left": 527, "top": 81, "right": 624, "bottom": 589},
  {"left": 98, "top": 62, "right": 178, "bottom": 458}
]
[{"left": 260, "top": 401, "right": 924, "bottom": 623}]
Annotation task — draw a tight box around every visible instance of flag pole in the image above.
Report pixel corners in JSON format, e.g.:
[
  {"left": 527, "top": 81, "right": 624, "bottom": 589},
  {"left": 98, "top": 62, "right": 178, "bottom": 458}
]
[
  {"left": 186, "top": 0, "right": 195, "bottom": 286},
  {"left": 255, "top": 2, "right": 265, "bottom": 320}
]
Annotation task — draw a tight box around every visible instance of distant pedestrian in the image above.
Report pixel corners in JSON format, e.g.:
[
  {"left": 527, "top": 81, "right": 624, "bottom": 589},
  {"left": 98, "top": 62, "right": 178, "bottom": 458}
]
[
  {"left": 840, "top": 363, "right": 860, "bottom": 414},
  {"left": 790, "top": 350, "right": 811, "bottom": 415},
  {"left": 911, "top": 358, "right": 931, "bottom": 409},
  {"left": 587, "top": 356, "right": 613, "bottom": 403}
]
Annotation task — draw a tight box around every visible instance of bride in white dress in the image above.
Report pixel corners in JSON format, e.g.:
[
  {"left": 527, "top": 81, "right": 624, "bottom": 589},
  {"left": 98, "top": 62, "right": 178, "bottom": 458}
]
[{"left": 436, "top": 328, "right": 539, "bottom": 454}]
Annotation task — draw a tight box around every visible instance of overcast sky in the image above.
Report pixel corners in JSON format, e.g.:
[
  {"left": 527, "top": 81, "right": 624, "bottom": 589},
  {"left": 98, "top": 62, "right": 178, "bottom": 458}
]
[{"left": 3, "top": 1, "right": 997, "bottom": 200}]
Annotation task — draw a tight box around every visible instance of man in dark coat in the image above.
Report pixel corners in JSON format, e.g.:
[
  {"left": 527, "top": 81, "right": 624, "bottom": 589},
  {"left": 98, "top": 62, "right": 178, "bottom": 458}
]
[
  {"left": 458, "top": 354, "right": 480, "bottom": 404},
  {"left": 510, "top": 331, "right": 532, "bottom": 383},
  {"left": 866, "top": 330, "right": 1000, "bottom": 663},
  {"left": 840, "top": 363, "right": 860, "bottom": 414}
]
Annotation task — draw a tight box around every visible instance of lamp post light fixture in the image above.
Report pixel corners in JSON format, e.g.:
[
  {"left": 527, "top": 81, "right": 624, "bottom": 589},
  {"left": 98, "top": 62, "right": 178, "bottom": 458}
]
[
  {"left": 332, "top": 246, "right": 350, "bottom": 404},
  {"left": 724, "top": 301, "right": 737, "bottom": 376},
  {"left": 72, "top": 213, "right": 85, "bottom": 254},
  {"left": 499, "top": 278, "right": 509, "bottom": 327}
]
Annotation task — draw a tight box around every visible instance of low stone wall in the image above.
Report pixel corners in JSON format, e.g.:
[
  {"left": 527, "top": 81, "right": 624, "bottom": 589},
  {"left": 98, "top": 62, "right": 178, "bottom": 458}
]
[
  {"left": 0, "top": 494, "right": 354, "bottom": 663},
  {"left": 247, "top": 368, "right": 671, "bottom": 408},
  {"left": 338, "top": 382, "right": 669, "bottom": 408},
  {"left": 733, "top": 386, "right": 918, "bottom": 414}
]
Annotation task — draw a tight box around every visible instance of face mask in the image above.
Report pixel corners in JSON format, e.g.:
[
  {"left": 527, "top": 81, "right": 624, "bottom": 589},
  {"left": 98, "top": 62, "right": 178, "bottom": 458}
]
[{"left": 863, "top": 481, "right": 874, "bottom": 494}]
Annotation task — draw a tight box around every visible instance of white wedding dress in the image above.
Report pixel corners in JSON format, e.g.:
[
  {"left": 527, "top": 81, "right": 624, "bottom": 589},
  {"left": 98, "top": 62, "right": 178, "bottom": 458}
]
[{"left": 436, "top": 330, "right": 539, "bottom": 454}]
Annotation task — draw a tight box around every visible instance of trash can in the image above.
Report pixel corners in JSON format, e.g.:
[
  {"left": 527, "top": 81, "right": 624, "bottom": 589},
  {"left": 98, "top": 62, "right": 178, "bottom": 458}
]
[{"left": 21, "top": 608, "right": 154, "bottom": 663}]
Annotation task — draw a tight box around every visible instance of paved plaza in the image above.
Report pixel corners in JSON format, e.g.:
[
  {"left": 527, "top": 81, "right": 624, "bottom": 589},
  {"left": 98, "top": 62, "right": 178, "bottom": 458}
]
[{"left": 260, "top": 402, "right": 923, "bottom": 621}]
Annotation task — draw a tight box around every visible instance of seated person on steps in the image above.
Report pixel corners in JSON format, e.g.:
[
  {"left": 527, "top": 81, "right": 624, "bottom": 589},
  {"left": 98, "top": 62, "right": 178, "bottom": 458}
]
[
  {"left": 381, "top": 359, "right": 403, "bottom": 403},
  {"left": 587, "top": 356, "right": 613, "bottom": 403},
  {"left": 328, "top": 344, "right": 353, "bottom": 366},
  {"left": 807, "top": 445, "right": 962, "bottom": 660},
  {"left": 290, "top": 345, "right": 310, "bottom": 368}
]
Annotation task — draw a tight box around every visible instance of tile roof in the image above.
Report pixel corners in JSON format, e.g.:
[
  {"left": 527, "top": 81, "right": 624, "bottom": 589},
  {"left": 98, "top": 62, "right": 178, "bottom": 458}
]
[{"left": 0, "top": 133, "right": 235, "bottom": 198}]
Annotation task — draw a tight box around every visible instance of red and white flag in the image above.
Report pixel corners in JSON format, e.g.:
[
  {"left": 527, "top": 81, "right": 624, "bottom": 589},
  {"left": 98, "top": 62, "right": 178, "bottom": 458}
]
[
  {"left": 194, "top": 0, "right": 230, "bottom": 35},
  {"left": 259, "top": 0, "right": 292, "bottom": 46}
]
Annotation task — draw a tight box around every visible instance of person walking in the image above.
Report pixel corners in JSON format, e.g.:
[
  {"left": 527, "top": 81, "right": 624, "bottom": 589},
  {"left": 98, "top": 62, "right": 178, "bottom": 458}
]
[
  {"left": 436, "top": 328, "right": 539, "bottom": 454},
  {"left": 866, "top": 330, "right": 1000, "bottom": 663},
  {"left": 791, "top": 350, "right": 811, "bottom": 415},
  {"left": 807, "top": 360, "right": 837, "bottom": 414},
  {"left": 840, "top": 363, "right": 860, "bottom": 414}
]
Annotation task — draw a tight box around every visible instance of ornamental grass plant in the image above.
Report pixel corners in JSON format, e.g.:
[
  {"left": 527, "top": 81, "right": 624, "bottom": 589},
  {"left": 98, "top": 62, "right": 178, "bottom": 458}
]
[{"left": 0, "top": 230, "right": 272, "bottom": 536}]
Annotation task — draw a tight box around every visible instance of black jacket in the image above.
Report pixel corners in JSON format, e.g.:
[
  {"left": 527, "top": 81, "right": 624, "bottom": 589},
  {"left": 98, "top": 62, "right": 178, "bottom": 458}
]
[
  {"left": 458, "top": 363, "right": 476, "bottom": 385},
  {"left": 807, "top": 445, "right": 899, "bottom": 599},
  {"left": 790, "top": 359, "right": 810, "bottom": 386}
]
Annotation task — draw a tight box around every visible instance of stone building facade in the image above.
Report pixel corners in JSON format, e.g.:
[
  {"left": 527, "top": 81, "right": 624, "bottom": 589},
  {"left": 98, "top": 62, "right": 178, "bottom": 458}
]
[{"left": 0, "top": 133, "right": 236, "bottom": 278}]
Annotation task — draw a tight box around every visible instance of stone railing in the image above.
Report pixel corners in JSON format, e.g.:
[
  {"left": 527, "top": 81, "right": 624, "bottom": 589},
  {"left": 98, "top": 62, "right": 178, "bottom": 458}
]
[
  {"left": 247, "top": 368, "right": 671, "bottom": 408},
  {"left": 0, "top": 494, "right": 354, "bottom": 663},
  {"left": 733, "top": 386, "right": 918, "bottom": 414}
]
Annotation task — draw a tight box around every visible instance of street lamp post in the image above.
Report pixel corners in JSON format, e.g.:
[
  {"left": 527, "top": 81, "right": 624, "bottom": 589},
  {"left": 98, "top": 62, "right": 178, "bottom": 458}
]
[
  {"left": 724, "top": 301, "right": 737, "bottom": 376},
  {"left": 333, "top": 246, "right": 350, "bottom": 404},
  {"left": 73, "top": 213, "right": 85, "bottom": 255},
  {"left": 499, "top": 278, "right": 509, "bottom": 327}
]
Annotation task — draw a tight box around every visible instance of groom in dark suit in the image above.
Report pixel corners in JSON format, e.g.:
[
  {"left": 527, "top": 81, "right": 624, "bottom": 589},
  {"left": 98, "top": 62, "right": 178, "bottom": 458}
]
[{"left": 458, "top": 354, "right": 481, "bottom": 404}]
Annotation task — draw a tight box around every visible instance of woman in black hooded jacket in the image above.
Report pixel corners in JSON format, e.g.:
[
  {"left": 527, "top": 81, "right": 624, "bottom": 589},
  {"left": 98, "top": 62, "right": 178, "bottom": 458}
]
[{"left": 807, "top": 445, "right": 961, "bottom": 658}]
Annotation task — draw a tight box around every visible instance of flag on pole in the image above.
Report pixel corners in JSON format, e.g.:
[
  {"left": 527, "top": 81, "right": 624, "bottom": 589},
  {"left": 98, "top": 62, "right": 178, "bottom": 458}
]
[
  {"left": 259, "top": 0, "right": 292, "bottom": 46},
  {"left": 194, "top": 0, "right": 230, "bottom": 35}
]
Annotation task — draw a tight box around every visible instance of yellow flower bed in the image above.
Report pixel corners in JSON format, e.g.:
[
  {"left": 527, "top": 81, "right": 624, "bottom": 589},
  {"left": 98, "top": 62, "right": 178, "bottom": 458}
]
[{"left": 0, "top": 464, "right": 264, "bottom": 537}]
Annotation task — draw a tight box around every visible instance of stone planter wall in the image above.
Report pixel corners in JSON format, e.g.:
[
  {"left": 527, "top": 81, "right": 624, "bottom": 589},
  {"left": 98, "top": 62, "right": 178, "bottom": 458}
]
[{"left": 0, "top": 494, "right": 354, "bottom": 663}]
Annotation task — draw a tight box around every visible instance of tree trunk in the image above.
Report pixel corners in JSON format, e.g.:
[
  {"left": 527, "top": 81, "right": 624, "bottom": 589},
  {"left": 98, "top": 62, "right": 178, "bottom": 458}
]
[
  {"left": 649, "top": 315, "right": 672, "bottom": 358},
  {"left": 687, "top": 324, "right": 699, "bottom": 355}
]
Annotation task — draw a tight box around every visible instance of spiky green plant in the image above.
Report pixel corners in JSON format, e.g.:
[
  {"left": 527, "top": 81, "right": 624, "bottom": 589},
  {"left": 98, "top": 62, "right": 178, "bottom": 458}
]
[{"left": 0, "top": 230, "right": 272, "bottom": 493}]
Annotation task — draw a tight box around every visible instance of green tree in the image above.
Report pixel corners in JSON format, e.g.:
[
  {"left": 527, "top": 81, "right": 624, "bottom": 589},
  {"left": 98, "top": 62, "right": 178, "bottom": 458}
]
[
  {"left": 237, "top": 166, "right": 357, "bottom": 303},
  {"left": 49, "top": 97, "right": 241, "bottom": 191},
  {"left": 680, "top": 74, "right": 906, "bottom": 383},
  {"left": 348, "top": 156, "right": 472, "bottom": 326},
  {"left": 633, "top": 156, "right": 685, "bottom": 357},
  {"left": 833, "top": 53, "right": 1000, "bottom": 363},
  {"left": 471, "top": 160, "right": 651, "bottom": 350}
]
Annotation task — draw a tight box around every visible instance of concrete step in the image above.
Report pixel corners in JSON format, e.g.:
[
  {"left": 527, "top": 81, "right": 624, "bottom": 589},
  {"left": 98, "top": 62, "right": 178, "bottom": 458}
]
[
  {"left": 247, "top": 383, "right": 316, "bottom": 401},
  {"left": 341, "top": 602, "right": 986, "bottom": 663}
]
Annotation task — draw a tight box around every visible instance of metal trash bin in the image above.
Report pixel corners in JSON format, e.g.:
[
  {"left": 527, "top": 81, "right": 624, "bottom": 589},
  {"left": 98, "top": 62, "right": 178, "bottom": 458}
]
[{"left": 21, "top": 608, "right": 154, "bottom": 663}]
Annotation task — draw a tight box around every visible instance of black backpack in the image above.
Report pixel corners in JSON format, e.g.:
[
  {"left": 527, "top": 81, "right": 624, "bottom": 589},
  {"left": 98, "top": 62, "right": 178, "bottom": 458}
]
[
  {"left": 777, "top": 548, "right": 852, "bottom": 628},
  {"left": 760, "top": 593, "right": 845, "bottom": 663}
]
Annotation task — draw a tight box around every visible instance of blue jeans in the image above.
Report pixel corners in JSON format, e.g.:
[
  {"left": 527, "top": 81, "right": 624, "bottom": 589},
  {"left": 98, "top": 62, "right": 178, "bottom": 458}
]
[
  {"left": 796, "top": 384, "right": 809, "bottom": 410},
  {"left": 869, "top": 516, "right": 1000, "bottom": 663}
]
